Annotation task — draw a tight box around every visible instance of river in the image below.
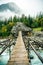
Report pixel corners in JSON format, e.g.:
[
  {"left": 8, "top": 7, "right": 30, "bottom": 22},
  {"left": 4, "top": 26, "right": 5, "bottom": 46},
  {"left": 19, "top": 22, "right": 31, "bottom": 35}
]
[
  {"left": 30, "top": 50, "right": 43, "bottom": 65},
  {"left": 0, "top": 48, "right": 43, "bottom": 65},
  {"left": 0, "top": 50, "right": 9, "bottom": 65}
]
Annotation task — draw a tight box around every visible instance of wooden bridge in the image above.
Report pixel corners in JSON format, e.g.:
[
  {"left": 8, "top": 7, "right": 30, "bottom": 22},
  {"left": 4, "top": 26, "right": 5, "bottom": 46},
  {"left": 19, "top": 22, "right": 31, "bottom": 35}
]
[
  {"left": 0, "top": 32, "right": 43, "bottom": 64},
  {"left": 0, "top": 22, "right": 43, "bottom": 65},
  {"left": 7, "top": 31, "right": 29, "bottom": 65}
]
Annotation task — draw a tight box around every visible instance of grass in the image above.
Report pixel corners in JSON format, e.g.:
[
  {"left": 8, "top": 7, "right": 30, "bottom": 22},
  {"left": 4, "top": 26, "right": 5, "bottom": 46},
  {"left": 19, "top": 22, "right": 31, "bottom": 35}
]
[{"left": 33, "top": 27, "right": 42, "bottom": 31}]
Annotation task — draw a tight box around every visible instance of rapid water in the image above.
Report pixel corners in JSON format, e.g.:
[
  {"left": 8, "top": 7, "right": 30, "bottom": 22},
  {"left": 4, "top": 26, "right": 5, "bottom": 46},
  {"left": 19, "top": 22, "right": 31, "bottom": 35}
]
[
  {"left": 0, "top": 49, "right": 43, "bottom": 65},
  {"left": 0, "top": 50, "right": 9, "bottom": 65},
  {"left": 0, "top": 46, "right": 13, "bottom": 65},
  {"left": 30, "top": 50, "right": 43, "bottom": 65}
]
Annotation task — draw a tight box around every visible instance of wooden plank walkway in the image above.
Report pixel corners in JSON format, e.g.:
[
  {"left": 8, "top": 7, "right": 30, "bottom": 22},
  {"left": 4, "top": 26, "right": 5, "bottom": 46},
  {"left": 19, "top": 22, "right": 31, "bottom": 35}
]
[{"left": 7, "top": 31, "right": 29, "bottom": 65}]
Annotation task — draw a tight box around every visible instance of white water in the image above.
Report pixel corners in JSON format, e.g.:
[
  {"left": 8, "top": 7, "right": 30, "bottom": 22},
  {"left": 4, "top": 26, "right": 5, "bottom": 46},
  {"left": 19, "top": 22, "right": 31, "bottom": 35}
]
[
  {"left": 0, "top": 49, "right": 43, "bottom": 65},
  {"left": 30, "top": 50, "right": 43, "bottom": 65},
  {"left": 0, "top": 51, "right": 9, "bottom": 65}
]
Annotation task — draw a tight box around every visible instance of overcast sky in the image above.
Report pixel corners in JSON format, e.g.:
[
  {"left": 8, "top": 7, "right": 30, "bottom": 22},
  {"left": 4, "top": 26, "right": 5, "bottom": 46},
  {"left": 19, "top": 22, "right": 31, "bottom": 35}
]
[{"left": 0, "top": 0, "right": 43, "bottom": 16}]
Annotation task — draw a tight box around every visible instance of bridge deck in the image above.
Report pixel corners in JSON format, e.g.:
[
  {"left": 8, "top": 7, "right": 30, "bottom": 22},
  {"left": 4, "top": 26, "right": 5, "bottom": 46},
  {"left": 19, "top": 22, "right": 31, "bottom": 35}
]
[{"left": 7, "top": 31, "right": 29, "bottom": 65}]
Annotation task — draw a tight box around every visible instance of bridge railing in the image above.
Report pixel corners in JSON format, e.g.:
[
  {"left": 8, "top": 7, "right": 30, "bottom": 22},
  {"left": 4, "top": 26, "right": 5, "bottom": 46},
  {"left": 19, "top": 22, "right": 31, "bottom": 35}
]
[
  {"left": 29, "top": 41, "right": 43, "bottom": 63},
  {"left": 0, "top": 38, "right": 16, "bottom": 55}
]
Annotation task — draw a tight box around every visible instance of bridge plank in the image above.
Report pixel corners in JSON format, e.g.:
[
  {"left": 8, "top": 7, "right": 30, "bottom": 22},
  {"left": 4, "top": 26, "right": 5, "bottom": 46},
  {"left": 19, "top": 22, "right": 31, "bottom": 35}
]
[{"left": 7, "top": 31, "right": 29, "bottom": 65}]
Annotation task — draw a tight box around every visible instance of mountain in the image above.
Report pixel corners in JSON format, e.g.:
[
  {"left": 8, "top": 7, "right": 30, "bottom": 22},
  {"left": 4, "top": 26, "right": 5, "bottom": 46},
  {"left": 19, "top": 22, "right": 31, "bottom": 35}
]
[
  {"left": 0, "top": 2, "right": 21, "bottom": 14},
  {"left": 0, "top": 2, "right": 22, "bottom": 20}
]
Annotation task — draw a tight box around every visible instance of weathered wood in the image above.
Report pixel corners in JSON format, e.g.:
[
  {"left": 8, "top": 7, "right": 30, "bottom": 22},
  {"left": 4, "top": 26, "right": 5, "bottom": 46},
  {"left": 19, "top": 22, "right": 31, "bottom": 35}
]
[
  {"left": 0, "top": 39, "right": 10, "bottom": 44},
  {"left": 7, "top": 31, "right": 29, "bottom": 65},
  {"left": 0, "top": 39, "right": 15, "bottom": 55},
  {"left": 0, "top": 43, "right": 11, "bottom": 55}
]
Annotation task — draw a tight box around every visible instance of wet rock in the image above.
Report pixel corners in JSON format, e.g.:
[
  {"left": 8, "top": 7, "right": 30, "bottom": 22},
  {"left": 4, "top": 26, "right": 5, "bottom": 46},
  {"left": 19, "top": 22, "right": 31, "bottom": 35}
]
[{"left": 30, "top": 54, "right": 34, "bottom": 59}]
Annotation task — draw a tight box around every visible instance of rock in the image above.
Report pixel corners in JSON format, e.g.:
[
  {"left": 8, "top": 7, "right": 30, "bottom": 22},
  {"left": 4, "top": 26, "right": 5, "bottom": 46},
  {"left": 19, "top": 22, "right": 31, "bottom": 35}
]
[
  {"left": 11, "top": 22, "right": 32, "bottom": 37},
  {"left": 30, "top": 54, "right": 34, "bottom": 59},
  {"left": 34, "top": 31, "right": 43, "bottom": 37}
]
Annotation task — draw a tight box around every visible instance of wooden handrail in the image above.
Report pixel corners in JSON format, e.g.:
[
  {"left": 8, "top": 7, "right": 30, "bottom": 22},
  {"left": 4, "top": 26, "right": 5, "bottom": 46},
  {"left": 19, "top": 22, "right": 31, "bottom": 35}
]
[
  {"left": 0, "top": 39, "right": 15, "bottom": 55},
  {"left": 29, "top": 42, "right": 43, "bottom": 63}
]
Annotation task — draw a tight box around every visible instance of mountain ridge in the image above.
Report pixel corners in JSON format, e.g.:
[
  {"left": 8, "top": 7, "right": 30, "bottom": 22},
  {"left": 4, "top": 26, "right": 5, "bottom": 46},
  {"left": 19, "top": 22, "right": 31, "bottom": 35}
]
[
  {"left": 0, "top": 2, "right": 22, "bottom": 20},
  {"left": 0, "top": 2, "right": 21, "bottom": 14}
]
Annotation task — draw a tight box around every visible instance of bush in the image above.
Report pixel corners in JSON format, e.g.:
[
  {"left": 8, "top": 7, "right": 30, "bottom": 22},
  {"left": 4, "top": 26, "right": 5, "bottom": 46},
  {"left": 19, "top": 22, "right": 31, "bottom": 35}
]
[{"left": 41, "top": 28, "right": 43, "bottom": 31}]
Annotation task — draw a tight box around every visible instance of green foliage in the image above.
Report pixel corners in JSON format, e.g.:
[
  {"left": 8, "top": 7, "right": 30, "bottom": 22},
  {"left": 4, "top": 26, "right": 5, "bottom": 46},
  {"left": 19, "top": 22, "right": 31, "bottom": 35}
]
[
  {"left": 33, "top": 27, "right": 41, "bottom": 31},
  {"left": 41, "top": 27, "right": 43, "bottom": 31},
  {"left": 0, "top": 12, "right": 43, "bottom": 37},
  {"left": 0, "top": 20, "right": 15, "bottom": 37},
  {"left": 13, "top": 16, "right": 18, "bottom": 22}
]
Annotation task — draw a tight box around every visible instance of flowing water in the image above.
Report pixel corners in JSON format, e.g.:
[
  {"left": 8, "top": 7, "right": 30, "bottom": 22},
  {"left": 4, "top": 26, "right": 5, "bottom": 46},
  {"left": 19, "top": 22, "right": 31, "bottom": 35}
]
[
  {"left": 0, "top": 50, "right": 9, "bottom": 65},
  {"left": 0, "top": 49, "right": 43, "bottom": 65},
  {"left": 30, "top": 50, "right": 43, "bottom": 65},
  {"left": 0, "top": 46, "right": 13, "bottom": 65}
]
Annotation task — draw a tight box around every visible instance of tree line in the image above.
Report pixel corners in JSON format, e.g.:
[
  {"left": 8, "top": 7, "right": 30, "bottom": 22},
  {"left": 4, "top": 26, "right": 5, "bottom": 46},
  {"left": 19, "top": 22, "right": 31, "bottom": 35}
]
[{"left": 0, "top": 13, "right": 43, "bottom": 37}]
